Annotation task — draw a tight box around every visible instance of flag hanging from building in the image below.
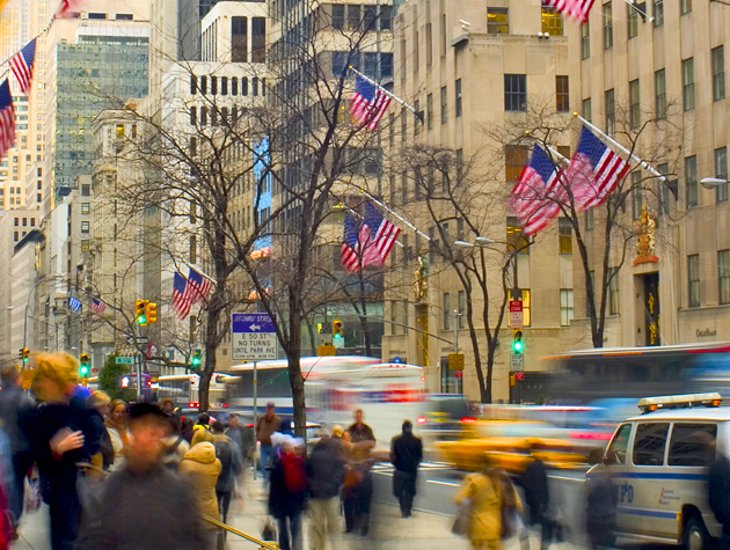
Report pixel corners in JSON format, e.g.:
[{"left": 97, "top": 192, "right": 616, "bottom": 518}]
[
  {"left": 90, "top": 297, "right": 106, "bottom": 315},
  {"left": 363, "top": 201, "right": 401, "bottom": 265},
  {"left": 566, "top": 125, "right": 630, "bottom": 211},
  {"left": 55, "top": 0, "right": 82, "bottom": 18},
  {"left": 188, "top": 266, "right": 213, "bottom": 304},
  {"left": 509, "top": 145, "right": 564, "bottom": 236},
  {"left": 350, "top": 75, "right": 391, "bottom": 131},
  {"left": 542, "top": 0, "right": 595, "bottom": 23},
  {"left": 0, "top": 79, "right": 16, "bottom": 160},
  {"left": 68, "top": 295, "right": 82, "bottom": 312},
  {"left": 9, "top": 39, "right": 36, "bottom": 95},
  {"left": 341, "top": 212, "right": 363, "bottom": 272},
  {"left": 171, "top": 271, "right": 193, "bottom": 320}
]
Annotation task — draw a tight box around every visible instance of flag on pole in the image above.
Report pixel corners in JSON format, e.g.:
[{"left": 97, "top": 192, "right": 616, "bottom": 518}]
[
  {"left": 363, "top": 201, "right": 401, "bottom": 264},
  {"left": 171, "top": 272, "right": 193, "bottom": 320},
  {"left": 55, "top": 0, "right": 82, "bottom": 18},
  {"left": 69, "top": 296, "right": 82, "bottom": 312},
  {"left": 188, "top": 266, "right": 213, "bottom": 304},
  {"left": 341, "top": 213, "right": 362, "bottom": 272},
  {"left": 350, "top": 75, "right": 391, "bottom": 131},
  {"left": 9, "top": 39, "right": 36, "bottom": 95},
  {"left": 566, "top": 125, "right": 630, "bottom": 211},
  {"left": 0, "top": 79, "right": 16, "bottom": 160},
  {"left": 90, "top": 297, "right": 106, "bottom": 315},
  {"left": 509, "top": 145, "right": 564, "bottom": 236},
  {"left": 542, "top": 0, "right": 595, "bottom": 23}
]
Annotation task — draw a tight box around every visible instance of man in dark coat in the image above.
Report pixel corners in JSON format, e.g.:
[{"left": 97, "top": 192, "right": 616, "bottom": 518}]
[
  {"left": 709, "top": 449, "right": 730, "bottom": 549},
  {"left": 390, "top": 420, "right": 423, "bottom": 517},
  {"left": 519, "top": 450, "right": 553, "bottom": 549},
  {"left": 345, "top": 409, "right": 376, "bottom": 535},
  {"left": 585, "top": 460, "right": 617, "bottom": 549},
  {"left": 307, "top": 432, "right": 347, "bottom": 548},
  {"left": 74, "top": 403, "right": 207, "bottom": 550}
]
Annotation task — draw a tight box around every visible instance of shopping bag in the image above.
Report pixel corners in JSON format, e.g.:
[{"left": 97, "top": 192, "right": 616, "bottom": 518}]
[
  {"left": 261, "top": 516, "right": 277, "bottom": 541},
  {"left": 451, "top": 498, "right": 471, "bottom": 536}
]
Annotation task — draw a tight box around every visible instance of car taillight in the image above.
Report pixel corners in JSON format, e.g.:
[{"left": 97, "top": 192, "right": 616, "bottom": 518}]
[
  {"left": 417, "top": 416, "right": 427, "bottom": 424},
  {"left": 188, "top": 402, "right": 199, "bottom": 408},
  {"left": 461, "top": 417, "right": 476, "bottom": 423},
  {"left": 223, "top": 403, "right": 229, "bottom": 408}
]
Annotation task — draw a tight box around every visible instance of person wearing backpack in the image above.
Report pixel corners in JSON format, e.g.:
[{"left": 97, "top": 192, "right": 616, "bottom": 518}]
[
  {"left": 210, "top": 420, "right": 242, "bottom": 523},
  {"left": 161, "top": 415, "right": 189, "bottom": 471}
]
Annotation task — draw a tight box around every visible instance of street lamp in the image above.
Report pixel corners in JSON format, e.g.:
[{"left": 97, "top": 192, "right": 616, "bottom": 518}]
[
  {"left": 454, "top": 236, "right": 495, "bottom": 249},
  {"left": 700, "top": 177, "right": 727, "bottom": 189}
]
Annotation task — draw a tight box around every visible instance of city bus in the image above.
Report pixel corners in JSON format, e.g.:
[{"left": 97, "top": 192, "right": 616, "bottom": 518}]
[
  {"left": 155, "top": 373, "right": 240, "bottom": 410},
  {"left": 228, "top": 356, "right": 427, "bottom": 447}
]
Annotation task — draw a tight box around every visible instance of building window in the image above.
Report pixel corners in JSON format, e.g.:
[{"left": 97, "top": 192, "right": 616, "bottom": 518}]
[
  {"left": 190, "top": 75, "right": 197, "bottom": 95},
  {"left": 653, "top": 0, "right": 664, "bottom": 25},
  {"left": 556, "top": 75, "right": 569, "bottom": 113},
  {"left": 81, "top": 203, "right": 90, "bottom": 215},
  {"left": 609, "top": 267, "right": 620, "bottom": 314},
  {"left": 560, "top": 289, "right": 574, "bottom": 326},
  {"left": 682, "top": 58, "right": 695, "bottom": 111},
  {"left": 685, "top": 155, "right": 698, "bottom": 208},
  {"left": 426, "top": 93, "right": 433, "bottom": 130},
  {"left": 688, "top": 254, "right": 700, "bottom": 307},
  {"left": 629, "top": 79, "right": 640, "bottom": 129},
  {"left": 231, "top": 17, "right": 248, "bottom": 62},
  {"left": 487, "top": 7, "right": 509, "bottom": 34},
  {"left": 81, "top": 184, "right": 90, "bottom": 197},
  {"left": 440, "top": 86, "right": 448, "bottom": 124},
  {"left": 504, "top": 74, "right": 527, "bottom": 112},
  {"left": 81, "top": 221, "right": 90, "bottom": 233},
  {"left": 585, "top": 209, "right": 594, "bottom": 230},
  {"left": 713, "top": 46, "right": 725, "bottom": 102},
  {"left": 332, "top": 5, "right": 344, "bottom": 29},
  {"left": 627, "top": 3, "right": 639, "bottom": 38},
  {"left": 631, "top": 172, "right": 643, "bottom": 219},
  {"left": 507, "top": 216, "right": 529, "bottom": 255},
  {"left": 520, "top": 289, "right": 532, "bottom": 326},
  {"left": 505, "top": 145, "right": 528, "bottom": 183},
  {"left": 457, "top": 291, "right": 466, "bottom": 328},
  {"left": 455, "top": 79, "right": 462, "bottom": 117},
  {"left": 80, "top": 240, "right": 90, "bottom": 253},
  {"left": 657, "top": 162, "right": 670, "bottom": 216},
  {"left": 231, "top": 77, "right": 238, "bottom": 96},
  {"left": 443, "top": 293, "right": 451, "bottom": 330},
  {"left": 715, "top": 147, "right": 728, "bottom": 202},
  {"left": 604, "top": 88, "right": 615, "bottom": 135},
  {"left": 541, "top": 3, "right": 563, "bottom": 35},
  {"left": 558, "top": 218, "right": 573, "bottom": 254},
  {"left": 402, "top": 300, "right": 409, "bottom": 334},
  {"left": 603, "top": 2, "right": 613, "bottom": 49},
  {"left": 190, "top": 106, "right": 197, "bottom": 126},
  {"left": 425, "top": 22, "right": 433, "bottom": 65},
  {"left": 719, "top": 250, "right": 730, "bottom": 304},
  {"left": 680, "top": 0, "right": 692, "bottom": 14},
  {"left": 221, "top": 77, "right": 228, "bottom": 96},
  {"left": 582, "top": 97, "right": 592, "bottom": 122},
  {"left": 581, "top": 22, "right": 590, "bottom": 59},
  {"left": 655, "top": 69, "right": 666, "bottom": 119}
]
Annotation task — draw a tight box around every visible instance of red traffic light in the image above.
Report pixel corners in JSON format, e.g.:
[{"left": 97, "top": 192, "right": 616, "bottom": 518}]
[{"left": 514, "top": 372, "right": 525, "bottom": 381}]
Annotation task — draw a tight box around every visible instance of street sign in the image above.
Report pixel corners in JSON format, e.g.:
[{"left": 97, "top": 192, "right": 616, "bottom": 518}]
[
  {"left": 319, "top": 333, "right": 333, "bottom": 345},
  {"left": 231, "top": 312, "right": 277, "bottom": 361},
  {"left": 510, "top": 352, "right": 524, "bottom": 371},
  {"left": 317, "top": 344, "right": 336, "bottom": 356},
  {"left": 448, "top": 352, "right": 465, "bottom": 371},
  {"left": 115, "top": 356, "right": 134, "bottom": 365},
  {"left": 509, "top": 299, "right": 523, "bottom": 329}
]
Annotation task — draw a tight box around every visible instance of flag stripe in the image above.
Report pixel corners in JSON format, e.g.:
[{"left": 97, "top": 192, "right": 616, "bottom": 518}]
[
  {"left": 350, "top": 75, "right": 391, "bottom": 131},
  {"left": 9, "top": 39, "right": 36, "bottom": 95},
  {"left": 543, "top": 0, "right": 595, "bottom": 22}
]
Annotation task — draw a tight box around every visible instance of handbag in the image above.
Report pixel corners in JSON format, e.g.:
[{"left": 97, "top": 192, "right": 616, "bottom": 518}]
[
  {"left": 451, "top": 498, "right": 471, "bottom": 536},
  {"left": 261, "top": 516, "right": 277, "bottom": 541}
]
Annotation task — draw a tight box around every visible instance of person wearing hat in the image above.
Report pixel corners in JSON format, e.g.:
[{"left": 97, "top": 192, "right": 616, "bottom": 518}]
[{"left": 256, "top": 402, "right": 281, "bottom": 482}]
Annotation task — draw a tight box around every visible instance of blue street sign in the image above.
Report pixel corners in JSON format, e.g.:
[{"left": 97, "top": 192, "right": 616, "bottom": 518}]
[{"left": 231, "top": 312, "right": 277, "bottom": 360}]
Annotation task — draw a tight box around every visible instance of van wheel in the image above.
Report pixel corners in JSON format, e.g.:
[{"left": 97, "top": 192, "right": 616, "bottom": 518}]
[{"left": 684, "top": 515, "right": 711, "bottom": 550}]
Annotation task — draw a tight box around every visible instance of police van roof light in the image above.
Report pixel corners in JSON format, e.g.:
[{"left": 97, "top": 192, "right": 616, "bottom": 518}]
[{"left": 638, "top": 392, "right": 723, "bottom": 413}]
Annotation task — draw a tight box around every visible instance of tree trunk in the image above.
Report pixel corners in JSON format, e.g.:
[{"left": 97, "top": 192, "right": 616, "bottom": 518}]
[
  {"left": 199, "top": 305, "right": 220, "bottom": 412},
  {"left": 288, "top": 287, "right": 307, "bottom": 438}
]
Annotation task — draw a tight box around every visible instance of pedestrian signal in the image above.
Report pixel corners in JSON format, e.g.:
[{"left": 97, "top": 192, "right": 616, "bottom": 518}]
[
  {"left": 512, "top": 330, "right": 524, "bottom": 355},
  {"left": 135, "top": 299, "right": 149, "bottom": 326},
  {"left": 79, "top": 353, "right": 90, "bottom": 378},
  {"left": 145, "top": 301, "right": 158, "bottom": 324}
]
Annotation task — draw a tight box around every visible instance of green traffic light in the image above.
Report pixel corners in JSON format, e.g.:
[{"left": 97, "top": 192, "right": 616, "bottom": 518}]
[
  {"left": 513, "top": 340, "right": 524, "bottom": 353},
  {"left": 79, "top": 365, "right": 89, "bottom": 377},
  {"left": 136, "top": 314, "right": 147, "bottom": 325}
]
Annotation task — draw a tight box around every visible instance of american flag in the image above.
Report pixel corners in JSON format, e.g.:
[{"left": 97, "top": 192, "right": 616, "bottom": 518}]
[
  {"left": 363, "top": 201, "right": 400, "bottom": 265},
  {"left": 0, "top": 80, "right": 16, "bottom": 160},
  {"left": 90, "top": 297, "right": 106, "bottom": 315},
  {"left": 188, "top": 266, "right": 213, "bottom": 304},
  {"left": 69, "top": 296, "right": 82, "bottom": 313},
  {"left": 171, "top": 272, "right": 193, "bottom": 320},
  {"left": 566, "top": 125, "right": 630, "bottom": 211},
  {"left": 55, "top": 0, "right": 82, "bottom": 18},
  {"left": 350, "top": 75, "right": 391, "bottom": 131},
  {"left": 10, "top": 39, "right": 36, "bottom": 95},
  {"left": 509, "top": 145, "right": 564, "bottom": 236},
  {"left": 542, "top": 0, "right": 595, "bottom": 23},
  {"left": 341, "top": 213, "right": 362, "bottom": 272}
]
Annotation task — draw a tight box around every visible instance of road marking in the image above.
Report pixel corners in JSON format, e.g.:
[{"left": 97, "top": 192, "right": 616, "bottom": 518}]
[{"left": 426, "top": 479, "right": 459, "bottom": 488}]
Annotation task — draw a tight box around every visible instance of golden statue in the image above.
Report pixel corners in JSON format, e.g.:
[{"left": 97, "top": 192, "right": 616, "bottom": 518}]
[
  {"left": 633, "top": 205, "right": 658, "bottom": 266},
  {"left": 414, "top": 253, "right": 429, "bottom": 302}
]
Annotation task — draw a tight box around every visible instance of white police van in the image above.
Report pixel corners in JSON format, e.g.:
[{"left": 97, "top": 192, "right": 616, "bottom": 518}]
[{"left": 595, "top": 393, "right": 725, "bottom": 549}]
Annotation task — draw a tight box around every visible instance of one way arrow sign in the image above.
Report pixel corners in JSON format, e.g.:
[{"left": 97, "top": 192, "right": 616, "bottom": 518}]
[{"left": 231, "top": 313, "right": 277, "bottom": 360}]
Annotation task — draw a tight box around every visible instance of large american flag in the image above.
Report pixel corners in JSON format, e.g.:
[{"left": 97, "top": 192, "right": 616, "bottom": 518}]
[
  {"left": 566, "top": 125, "right": 630, "bottom": 211},
  {"left": 0, "top": 80, "right": 16, "bottom": 160},
  {"left": 188, "top": 266, "right": 213, "bottom": 304},
  {"left": 363, "top": 201, "right": 400, "bottom": 265},
  {"left": 341, "top": 213, "right": 363, "bottom": 272},
  {"left": 90, "top": 297, "right": 106, "bottom": 315},
  {"left": 350, "top": 75, "right": 391, "bottom": 131},
  {"left": 509, "top": 145, "right": 564, "bottom": 236},
  {"left": 10, "top": 39, "right": 36, "bottom": 95},
  {"left": 171, "top": 272, "right": 193, "bottom": 320},
  {"left": 542, "top": 0, "right": 595, "bottom": 23}
]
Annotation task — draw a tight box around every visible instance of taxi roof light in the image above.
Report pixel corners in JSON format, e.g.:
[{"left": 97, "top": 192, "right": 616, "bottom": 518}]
[{"left": 638, "top": 392, "right": 723, "bottom": 413}]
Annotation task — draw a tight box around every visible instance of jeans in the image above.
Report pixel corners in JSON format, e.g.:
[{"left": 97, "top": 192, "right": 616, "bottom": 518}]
[
  {"left": 216, "top": 490, "right": 232, "bottom": 523},
  {"left": 309, "top": 497, "right": 340, "bottom": 549},
  {"left": 277, "top": 513, "right": 302, "bottom": 550},
  {"left": 259, "top": 445, "right": 274, "bottom": 481}
]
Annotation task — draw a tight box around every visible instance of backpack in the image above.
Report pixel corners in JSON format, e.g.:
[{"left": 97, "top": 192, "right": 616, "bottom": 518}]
[
  {"left": 214, "top": 439, "right": 233, "bottom": 491},
  {"left": 163, "top": 435, "right": 185, "bottom": 470}
]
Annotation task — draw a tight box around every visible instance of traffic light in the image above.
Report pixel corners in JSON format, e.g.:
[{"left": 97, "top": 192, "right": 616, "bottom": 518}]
[
  {"left": 19, "top": 347, "right": 29, "bottom": 365},
  {"left": 191, "top": 349, "right": 202, "bottom": 371},
  {"left": 512, "top": 330, "right": 524, "bottom": 355},
  {"left": 135, "top": 299, "right": 149, "bottom": 326},
  {"left": 145, "top": 302, "right": 158, "bottom": 324},
  {"left": 79, "top": 353, "right": 90, "bottom": 378},
  {"left": 332, "top": 320, "right": 344, "bottom": 347}
]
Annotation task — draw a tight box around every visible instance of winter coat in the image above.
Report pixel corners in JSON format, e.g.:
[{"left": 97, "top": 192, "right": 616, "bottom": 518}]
[
  {"left": 455, "top": 472, "right": 503, "bottom": 546},
  {"left": 74, "top": 464, "right": 207, "bottom": 550},
  {"left": 709, "top": 454, "right": 730, "bottom": 530},
  {"left": 390, "top": 432, "right": 423, "bottom": 476},
  {"left": 268, "top": 451, "right": 307, "bottom": 518},
  {"left": 89, "top": 410, "right": 114, "bottom": 469},
  {"left": 211, "top": 433, "right": 242, "bottom": 493},
  {"left": 307, "top": 437, "right": 346, "bottom": 499},
  {"left": 179, "top": 441, "right": 221, "bottom": 523},
  {"left": 519, "top": 457, "right": 550, "bottom": 518},
  {"left": 0, "top": 383, "right": 34, "bottom": 456},
  {"left": 585, "top": 465, "right": 617, "bottom": 536}
]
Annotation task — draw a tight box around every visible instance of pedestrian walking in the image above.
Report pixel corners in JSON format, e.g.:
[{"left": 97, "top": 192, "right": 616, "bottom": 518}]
[
  {"left": 256, "top": 402, "right": 281, "bottom": 481},
  {"left": 519, "top": 449, "right": 553, "bottom": 550},
  {"left": 86, "top": 391, "right": 114, "bottom": 470},
  {"left": 306, "top": 427, "right": 347, "bottom": 549},
  {"left": 179, "top": 429, "right": 221, "bottom": 550},
  {"left": 210, "top": 420, "right": 242, "bottom": 523},
  {"left": 160, "top": 414, "right": 189, "bottom": 471},
  {"left": 105, "top": 400, "right": 128, "bottom": 471},
  {"left": 74, "top": 402, "right": 207, "bottom": 549},
  {"left": 344, "top": 409, "right": 376, "bottom": 535},
  {"left": 226, "top": 413, "right": 254, "bottom": 469},
  {"left": 390, "top": 419, "right": 423, "bottom": 518},
  {"left": 455, "top": 458, "right": 505, "bottom": 550},
  {"left": 28, "top": 352, "right": 103, "bottom": 550},
  {"left": 268, "top": 437, "right": 307, "bottom": 550},
  {"left": 585, "top": 457, "right": 617, "bottom": 550},
  {"left": 0, "top": 365, "right": 34, "bottom": 532}
]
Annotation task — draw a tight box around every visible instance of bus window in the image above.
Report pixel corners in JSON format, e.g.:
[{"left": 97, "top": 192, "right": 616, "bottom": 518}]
[
  {"left": 633, "top": 423, "right": 669, "bottom": 466},
  {"left": 606, "top": 423, "right": 632, "bottom": 464}
]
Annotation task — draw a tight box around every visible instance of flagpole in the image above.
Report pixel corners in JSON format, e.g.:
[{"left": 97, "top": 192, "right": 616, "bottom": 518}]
[
  {"left": 621, "top": 0, "right": 653, "bottom": 22},
  {"left": 359, "top": 190, "right": 431, "bottom": 242},
  {"left": 349, "top": 66, "right": 421, "bottom": 120},
  {"left": 573, "top": 112, "right": 665, "bottom": 182}
]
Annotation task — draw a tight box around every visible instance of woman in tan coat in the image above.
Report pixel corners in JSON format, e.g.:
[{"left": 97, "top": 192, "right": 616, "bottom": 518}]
[
  {"left": 179, "top": 430, "right": 221, "bottom": 549},
  {"left": 455, "top": 463, "right": 504, "bottom": 550}
]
